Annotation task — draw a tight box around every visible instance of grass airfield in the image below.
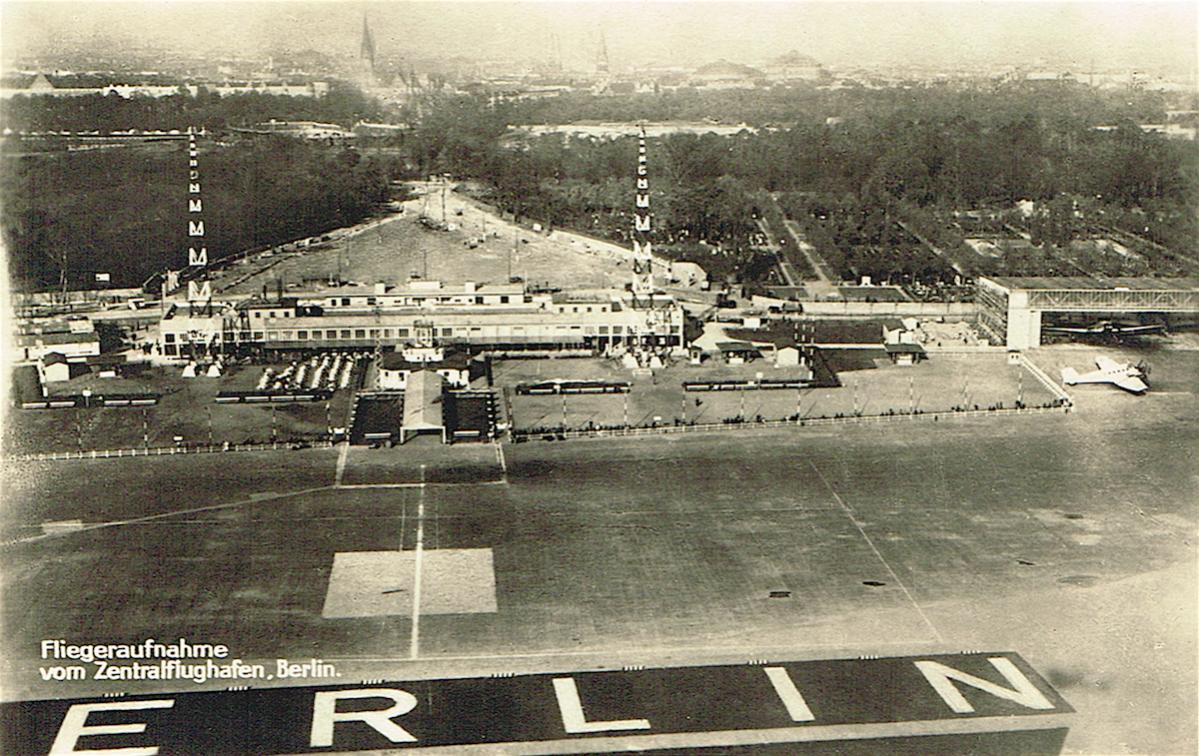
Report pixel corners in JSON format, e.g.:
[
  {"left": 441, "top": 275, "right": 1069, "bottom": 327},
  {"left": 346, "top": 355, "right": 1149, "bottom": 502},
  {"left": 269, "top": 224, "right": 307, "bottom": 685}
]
[{"left": 1, "top": 344, "right": 1195, "bottom": 754}]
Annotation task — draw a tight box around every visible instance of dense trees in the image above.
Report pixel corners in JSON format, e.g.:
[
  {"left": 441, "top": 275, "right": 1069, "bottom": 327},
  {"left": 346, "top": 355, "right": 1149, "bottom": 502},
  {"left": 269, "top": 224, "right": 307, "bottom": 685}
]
[
  {"left": 3, "top": 138, "right": 392, "bottom": 291},
  {"left": 6, "top": 80, "right": 1194, "bottom": 293},
  {"left": 0, "top": 82, "right": 383, "bottom": 133}
]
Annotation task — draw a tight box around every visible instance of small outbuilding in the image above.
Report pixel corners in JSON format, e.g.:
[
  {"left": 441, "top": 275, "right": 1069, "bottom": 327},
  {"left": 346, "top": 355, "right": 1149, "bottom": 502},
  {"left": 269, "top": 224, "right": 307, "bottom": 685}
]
[
  {"left": 716, "top": 341, "right": 762, "bottom": 365},
  {"left": 775, "top": 345, "right": 801, "bottom": 367},
  {"left": 885, "top": 342, "right": 927, "bottom": 366},
  {"left": 40, "top": 352, "right": 71, "bottom": 383}
]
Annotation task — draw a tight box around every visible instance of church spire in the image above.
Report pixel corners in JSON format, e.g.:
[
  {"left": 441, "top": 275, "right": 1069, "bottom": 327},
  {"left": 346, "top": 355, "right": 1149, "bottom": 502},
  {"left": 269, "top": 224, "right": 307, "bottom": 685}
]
[{"left": 360, "top": 14, "right": 376, "bottom": 75}]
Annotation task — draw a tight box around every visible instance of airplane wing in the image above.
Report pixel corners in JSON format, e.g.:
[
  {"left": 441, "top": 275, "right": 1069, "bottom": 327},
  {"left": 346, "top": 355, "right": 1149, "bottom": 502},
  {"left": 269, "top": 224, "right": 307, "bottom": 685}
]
[
  {"left": 1111, "top": 375, "right": 1149, "bottom": 394},
  {"left": 1045, "top": 326, "right": 1095, "bottom": 334},
  {"left": 1115, "top": 324, "right": 1165, "bottom": 334},
  {"left": 1095, "top": 356, "right": 1121, "bottom": 371},
  {"left": 1064, "top": 368, "right": 1106, "bottom": 385}
]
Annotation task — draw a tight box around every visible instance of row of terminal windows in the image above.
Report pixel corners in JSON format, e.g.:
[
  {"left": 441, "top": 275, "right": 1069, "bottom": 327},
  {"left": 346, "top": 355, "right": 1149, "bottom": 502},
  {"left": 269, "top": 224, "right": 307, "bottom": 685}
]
[
  {"left": 252, "top": 310, "right": 292, "bottom": 319},
  {"left": 559, "top": 305, "right": 604, "bottom": 314},
  {"left": 324, "top": 295, "right": 533, "bottom": 308},
  {"left": 240, "top": 324, "right": 633, "bottom": 341}
]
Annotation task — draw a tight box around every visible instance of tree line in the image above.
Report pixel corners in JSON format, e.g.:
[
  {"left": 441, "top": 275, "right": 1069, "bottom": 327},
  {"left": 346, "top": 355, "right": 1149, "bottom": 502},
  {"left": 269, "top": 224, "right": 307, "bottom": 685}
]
[
  {"left": 3, "top": 137, "right": 392, "bottom": 291},
  {"left": 404, "top": 84, "right": 1196, "bottom": 284}
]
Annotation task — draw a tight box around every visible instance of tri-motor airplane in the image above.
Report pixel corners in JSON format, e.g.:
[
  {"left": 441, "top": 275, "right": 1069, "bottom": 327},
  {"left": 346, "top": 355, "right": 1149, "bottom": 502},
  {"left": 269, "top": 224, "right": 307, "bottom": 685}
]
[
  {"left": 1061, "top": 356, "right": 1150, "bottom": 394},
  {"left": 1044, "top": 319, "right": 1167, "bottom": 337}
]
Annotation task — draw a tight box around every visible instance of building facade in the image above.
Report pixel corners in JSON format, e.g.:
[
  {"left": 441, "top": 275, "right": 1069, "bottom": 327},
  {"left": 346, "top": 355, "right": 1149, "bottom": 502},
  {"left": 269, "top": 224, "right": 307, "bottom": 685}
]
[{"left": 157, "top": 280, "right": 686, "bottom": 358}]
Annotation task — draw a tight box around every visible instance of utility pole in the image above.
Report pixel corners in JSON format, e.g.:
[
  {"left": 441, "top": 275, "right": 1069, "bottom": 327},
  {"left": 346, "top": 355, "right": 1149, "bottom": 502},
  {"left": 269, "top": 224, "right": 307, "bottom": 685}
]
[
  {"left": 509, "top": 231, "right": 516, "bottom": 281},
  {"left": 908, "top": 374, "right": 915, "bottom": 415}
]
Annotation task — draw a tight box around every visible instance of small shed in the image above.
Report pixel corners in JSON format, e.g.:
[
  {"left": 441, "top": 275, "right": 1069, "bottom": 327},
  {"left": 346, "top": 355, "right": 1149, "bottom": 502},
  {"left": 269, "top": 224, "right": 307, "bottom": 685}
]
[
  {"left": 741, "top": 309, "right": 766, "bottom": 329},
  {"left": 882, "top": 318, "right": 919, "bottom": 345},
  {"left": 40, "top": 352, "right": 71, "bottom": 383},
  {"left": 716, "top": 341, "right": 762, "bottom": 365},
  {"left": 885, "top": 342, "right": 926, "bottom": 366},
  {"left": 775, "top": 345, "right": 801, "bottom": 367}
]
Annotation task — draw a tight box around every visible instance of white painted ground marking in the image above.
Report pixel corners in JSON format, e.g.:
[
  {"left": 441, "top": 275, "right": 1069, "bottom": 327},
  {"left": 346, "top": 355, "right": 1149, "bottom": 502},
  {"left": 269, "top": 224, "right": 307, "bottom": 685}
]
[
  {"left": 807, "top": 460, "right": 945, "bottom": 643},
  {"left": 337, "top": 480, "right": 507, "bottom": 489},
  {"left": 409, "top": 465, "right": 427, "bottom": 660},
  {"left": 494, "top": 441, "right": 508, "bottom": 474},
  {"left": 763, "top": 667, "right": 816, "bottom": 721},
  {"left": 334, "top": 441, "right": 350, "bottom": 486},
  {"left": 3, "top": 486, "right": 332, "bottom": 546}
]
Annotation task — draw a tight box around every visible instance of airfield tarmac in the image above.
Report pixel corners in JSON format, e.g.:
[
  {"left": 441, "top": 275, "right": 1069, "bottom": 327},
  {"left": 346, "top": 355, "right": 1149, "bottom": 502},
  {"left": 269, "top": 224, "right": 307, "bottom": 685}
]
[{"left": 1, "top": 343, "right": 1195, "bottom": 754}]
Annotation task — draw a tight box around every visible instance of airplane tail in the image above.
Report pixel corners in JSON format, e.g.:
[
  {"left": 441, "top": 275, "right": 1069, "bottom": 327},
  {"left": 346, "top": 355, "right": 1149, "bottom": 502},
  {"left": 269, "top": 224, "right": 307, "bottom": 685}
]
[{"left": 1060, "top": 367, "right": 1079, "bottom": 385}]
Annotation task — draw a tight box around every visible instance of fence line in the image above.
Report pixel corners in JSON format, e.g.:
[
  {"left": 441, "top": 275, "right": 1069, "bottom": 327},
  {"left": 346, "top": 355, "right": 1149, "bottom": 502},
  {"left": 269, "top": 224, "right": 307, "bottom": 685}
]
[
  {"left": 5, "top": 440, "right": 335, "bottom": 464},
  {"left": 515, "top": 404, "right": 1071, "bottom": 442}
]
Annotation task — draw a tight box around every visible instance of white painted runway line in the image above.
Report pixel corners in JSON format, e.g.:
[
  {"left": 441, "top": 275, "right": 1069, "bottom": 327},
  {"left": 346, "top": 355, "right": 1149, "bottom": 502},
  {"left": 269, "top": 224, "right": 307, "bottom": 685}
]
[
  {"left": 334, "top": 440, "right": 350, "bottom": 486},
  {"left": 807, "top": 459, "right": 946, "bottom": 644},
  {"left": 409, "top": 464, "right": 427, "bottom": 660},
  {"left": 2, "top": 486, "right": 331, "bottom": 546}
]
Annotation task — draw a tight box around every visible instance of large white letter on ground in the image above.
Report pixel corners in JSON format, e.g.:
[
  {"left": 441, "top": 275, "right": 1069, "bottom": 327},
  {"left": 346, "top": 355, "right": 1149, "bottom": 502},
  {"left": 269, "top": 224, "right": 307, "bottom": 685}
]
[
  {"left": 310, "top": 689, "right": 418, "bottom": 747},
  {"left": 763, "top": 667, "right": 816, "bottom": 722},
  {"left": 914, "top": 657, "right": 1054, "bottom": 714},
  {"left": 49, "top": 699, "right": 175, "bottom": 755},
  {"left": 552, "top": 677, "right": 651, "bottom": 734}
]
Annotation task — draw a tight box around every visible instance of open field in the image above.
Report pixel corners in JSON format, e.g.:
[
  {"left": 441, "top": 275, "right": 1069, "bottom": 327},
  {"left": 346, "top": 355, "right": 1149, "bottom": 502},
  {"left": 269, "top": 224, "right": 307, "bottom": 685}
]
[
  {"left": 1, "top": 344, "right": 1195, "bottom": 754},
  {"left": 500, "top": 353, "right": 1058, "bottom": 432},
  {"left": 209, "top": 185, "right": 636, "bottom": 295}
]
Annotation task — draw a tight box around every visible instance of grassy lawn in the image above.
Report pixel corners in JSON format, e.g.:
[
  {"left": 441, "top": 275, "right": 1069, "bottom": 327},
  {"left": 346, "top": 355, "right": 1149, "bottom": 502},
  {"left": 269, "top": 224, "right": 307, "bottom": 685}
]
[
  {"left": 497, "top": 354, "right": 1057, "bottom": 432},
  {"left": 5, "top": 363, "right": 355, "bottom": 454}
]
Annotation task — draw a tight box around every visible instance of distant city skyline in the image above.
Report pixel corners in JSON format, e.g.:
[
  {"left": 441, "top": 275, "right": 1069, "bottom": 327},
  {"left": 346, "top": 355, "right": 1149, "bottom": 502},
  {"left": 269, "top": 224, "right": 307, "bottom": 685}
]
[{"left": 2, "top": 2, "right": 1196, "bottom": 74}]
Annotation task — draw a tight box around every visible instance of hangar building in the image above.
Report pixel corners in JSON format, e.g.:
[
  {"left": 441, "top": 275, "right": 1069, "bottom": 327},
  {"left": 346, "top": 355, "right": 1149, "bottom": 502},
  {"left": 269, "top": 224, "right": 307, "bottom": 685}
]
[{"left": 977, "top": 276, "right": 1199, "bottom": 349}]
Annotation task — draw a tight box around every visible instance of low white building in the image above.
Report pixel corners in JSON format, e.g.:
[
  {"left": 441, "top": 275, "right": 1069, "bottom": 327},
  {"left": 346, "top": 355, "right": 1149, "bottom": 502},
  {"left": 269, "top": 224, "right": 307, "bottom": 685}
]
[
  {"left": 15, "top": 318, "right": 100, "bottom": 363},
  {"left": 39, "top": 352, "right": 72, "bottom": 383},
  {"left": 377, "top": 345, "right": 475, "bottom": 390}
]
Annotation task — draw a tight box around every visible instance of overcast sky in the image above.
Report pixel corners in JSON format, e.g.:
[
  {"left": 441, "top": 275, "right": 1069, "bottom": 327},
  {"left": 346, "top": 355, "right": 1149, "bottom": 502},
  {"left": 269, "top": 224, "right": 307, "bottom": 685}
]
[{"left": 2, "top": 2, "right": 1195, "bottom": 72}]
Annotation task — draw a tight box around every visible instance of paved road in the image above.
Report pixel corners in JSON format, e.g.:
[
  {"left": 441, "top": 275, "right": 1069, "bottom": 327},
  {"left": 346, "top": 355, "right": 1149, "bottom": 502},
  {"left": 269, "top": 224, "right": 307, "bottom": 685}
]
[{"left": 755, "top": 219, "right": 800, "bottom": 286}]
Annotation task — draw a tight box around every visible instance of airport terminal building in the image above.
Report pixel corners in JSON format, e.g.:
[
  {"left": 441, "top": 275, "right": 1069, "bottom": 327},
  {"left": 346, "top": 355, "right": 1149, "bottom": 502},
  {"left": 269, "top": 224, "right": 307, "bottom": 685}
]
[
  {"left": 977, "top": 276, "right": 1199, "bottom": 349},
  {"left": 157, "top": 280, "right": 686, "bottom": 358}
]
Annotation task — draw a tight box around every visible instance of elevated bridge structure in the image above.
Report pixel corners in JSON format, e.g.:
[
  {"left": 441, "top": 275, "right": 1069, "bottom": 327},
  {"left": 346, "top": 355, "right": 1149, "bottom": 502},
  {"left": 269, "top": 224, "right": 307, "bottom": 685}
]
[{"left": 977, "top": 276, "right": 1199, "bottom": 349}]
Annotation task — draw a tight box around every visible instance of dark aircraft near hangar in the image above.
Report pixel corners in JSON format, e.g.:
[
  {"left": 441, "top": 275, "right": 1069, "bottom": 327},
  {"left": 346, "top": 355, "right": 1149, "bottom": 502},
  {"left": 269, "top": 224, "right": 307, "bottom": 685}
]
[{"left": 1043, "top": 319, "right": 1168, "bottom": 337}]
